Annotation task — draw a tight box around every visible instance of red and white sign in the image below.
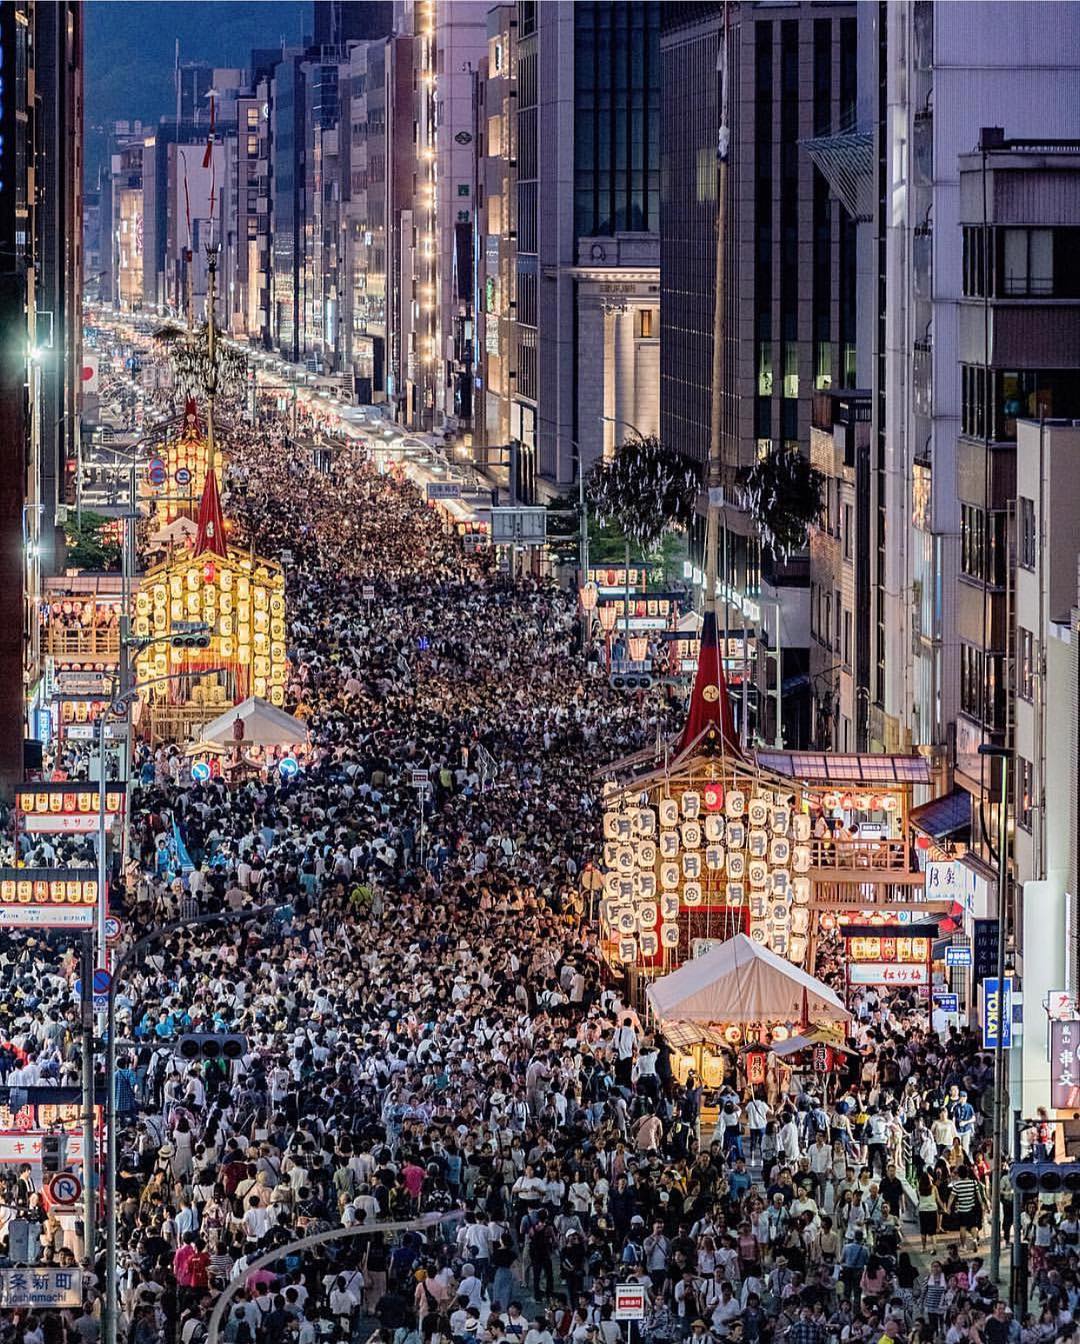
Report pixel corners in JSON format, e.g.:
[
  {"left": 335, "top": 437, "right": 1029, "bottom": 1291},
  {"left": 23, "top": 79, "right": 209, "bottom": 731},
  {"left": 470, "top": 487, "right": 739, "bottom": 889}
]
[
  {"left": 0, "top": 1133, "right": 86, "bottom": 1164},
  {"left": 19, "top": 813, "right": 118, "bottom": 835},
  {"left": 848, "top": 963, "right": 929, "bottom": 986},
  {"left": 46, "top": 1171, "right": 82, "bottom": 1206},
  {"left": 614, "top": 1285, "right": 647, "bottom": 1322},
  {"left": 81, "top": 351, "right": 99, "bottom": 395}
]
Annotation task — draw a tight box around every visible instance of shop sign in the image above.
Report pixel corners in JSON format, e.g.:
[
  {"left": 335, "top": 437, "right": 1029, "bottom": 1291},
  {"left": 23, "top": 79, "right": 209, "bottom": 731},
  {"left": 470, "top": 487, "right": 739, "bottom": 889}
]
[
  {"left": 848, "top": 963, "right": 929, "bottom": 986},
  {"left": 945, "top": 945, "right": 972, "bottom": 967},
  {"left": 1049, "top": 1018, "right": 1080, "bottom": 1110},
  {"left": 0, "top": 1132, "right": 86, "bottom": 1164},
  {"left": 972, "top": 918, "right": 999, "bottom": 983},
  {"left": 981, "top": 976, "right": 1013, "bottom": 1050},
  {"left": 926, "top": 860, "right": 977, "bottom": 909},
  {"left": 0, "top": 1267, "right": 83, "bottom": 1308},
  {"left": 0, "top": 869, "right": 102, "bottom": 930},
  {"left": 426, "top": 482, "right": 462, "bottom": 500},
  {"left": 1045, "top": 990, "right": 1076, "bottom": 1022}
]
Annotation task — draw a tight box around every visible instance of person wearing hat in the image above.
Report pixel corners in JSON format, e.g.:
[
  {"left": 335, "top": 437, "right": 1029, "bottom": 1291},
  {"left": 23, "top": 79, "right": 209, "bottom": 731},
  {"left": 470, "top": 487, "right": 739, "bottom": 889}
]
[{"left": 690, "top": 1322, "right": 717, "bottom": 1344}]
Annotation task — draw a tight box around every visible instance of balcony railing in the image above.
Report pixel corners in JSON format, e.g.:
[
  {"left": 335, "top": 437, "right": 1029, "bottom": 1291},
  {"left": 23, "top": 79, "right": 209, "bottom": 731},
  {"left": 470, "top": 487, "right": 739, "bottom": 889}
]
[
  {"left": 808, "top": 837, "right": 912, "bottom": 873},
  {"left": 45, "top": 626, "right": 120, "bottom": 660}
]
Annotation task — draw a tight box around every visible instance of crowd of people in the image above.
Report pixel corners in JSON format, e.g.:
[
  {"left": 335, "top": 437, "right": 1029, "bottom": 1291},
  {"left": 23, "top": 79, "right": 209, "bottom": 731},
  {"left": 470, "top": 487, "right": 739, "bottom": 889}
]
[{"left": 1, "top": 335, "right": 1079, "bottom": 1344}]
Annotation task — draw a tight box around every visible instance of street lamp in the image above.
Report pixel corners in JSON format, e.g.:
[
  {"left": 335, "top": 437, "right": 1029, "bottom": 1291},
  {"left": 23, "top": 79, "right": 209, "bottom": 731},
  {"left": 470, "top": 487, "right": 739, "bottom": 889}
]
[{"left": 102, "top": 905, "right": 273, "bottom": 1344}]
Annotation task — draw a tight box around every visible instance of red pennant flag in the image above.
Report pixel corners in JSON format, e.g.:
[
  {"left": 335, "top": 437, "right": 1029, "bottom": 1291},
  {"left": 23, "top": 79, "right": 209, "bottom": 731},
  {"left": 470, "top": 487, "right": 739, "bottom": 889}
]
[
  {"left": 677, "top": 609, "right": 742, "bottom": 757},
  {"left": 193, "top": 468, "right": 228, "bottom": 559},
  {"left": 202, "top": 94, "right": 215, "bottom": 169}
]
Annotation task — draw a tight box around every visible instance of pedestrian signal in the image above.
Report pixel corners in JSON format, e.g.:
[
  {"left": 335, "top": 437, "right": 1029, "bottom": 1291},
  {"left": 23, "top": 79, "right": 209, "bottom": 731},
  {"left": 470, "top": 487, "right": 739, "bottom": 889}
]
[{"left": 41, "top": 1132, "right": 67, "bottom": 1174}]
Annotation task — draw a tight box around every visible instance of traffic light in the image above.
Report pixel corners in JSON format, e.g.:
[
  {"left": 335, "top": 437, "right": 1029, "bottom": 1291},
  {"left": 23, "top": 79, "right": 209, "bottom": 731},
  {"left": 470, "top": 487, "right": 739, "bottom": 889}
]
[
  {"left": 174, "top": 1033, "right": 248, "bottom": 1063},
  {"left": 41, "top": 1133, "right": 67, "bottom": 1174},
  {"left": 171, "top": 621, "right": 211, "bottom": 650},
  {"left": 1011, "top": 1162, "right": 1080, "bottom": 1196},
  {"left": 610, "top": 672, "right": 654, "bottom": 692}
]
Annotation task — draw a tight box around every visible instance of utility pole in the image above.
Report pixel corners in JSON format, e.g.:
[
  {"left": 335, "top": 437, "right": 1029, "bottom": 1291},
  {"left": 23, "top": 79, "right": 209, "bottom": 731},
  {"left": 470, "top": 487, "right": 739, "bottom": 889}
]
[
  {"left": 979, "top": 741, "right": 1012, "bottom": 1286},
  {"left": 705, "top": 5, "right": 730, "bottom": 625}
]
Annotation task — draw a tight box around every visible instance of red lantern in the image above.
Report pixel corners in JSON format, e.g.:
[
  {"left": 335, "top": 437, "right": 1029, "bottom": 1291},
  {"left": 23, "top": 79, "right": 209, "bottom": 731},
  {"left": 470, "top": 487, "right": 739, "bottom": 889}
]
[
  {"left": 916, "top": 834, "right": 931, "bottom": 851},
  {"left": 704, "top": 783, "right": 724, "bottom": 811},
  {"left": 746, "top": 1048, "right": 768, "bottom": 1087},
  {"left": 202, "top": 562, "right": 216, "bottom": 583}
]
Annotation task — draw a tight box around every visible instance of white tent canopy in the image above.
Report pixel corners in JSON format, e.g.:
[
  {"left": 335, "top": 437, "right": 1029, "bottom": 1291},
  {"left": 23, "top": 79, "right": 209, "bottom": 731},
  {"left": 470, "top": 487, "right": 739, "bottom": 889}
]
[
  {"left": 646, "top": 933, "right": 849, "bottom": 1026},
  {"left": 200, "top": 696, "right": 310, "bottom": 748}
]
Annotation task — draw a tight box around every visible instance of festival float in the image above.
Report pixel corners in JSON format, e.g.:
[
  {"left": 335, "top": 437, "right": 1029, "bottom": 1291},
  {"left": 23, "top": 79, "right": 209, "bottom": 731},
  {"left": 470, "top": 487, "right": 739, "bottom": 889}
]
[
  {"left": 133, "top": 467, "right": 287, "bottom": 742},
  {"left": 155, "top": 397, "right": 221, "bottom": 525}
]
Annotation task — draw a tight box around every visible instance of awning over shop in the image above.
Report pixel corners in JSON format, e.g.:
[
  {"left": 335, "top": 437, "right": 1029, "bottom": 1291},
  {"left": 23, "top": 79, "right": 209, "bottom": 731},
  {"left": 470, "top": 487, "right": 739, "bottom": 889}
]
[
  {"left": 755, "top": 750, "right": 931, "bottom": 785},
  {"left": 910, "top": 789, "right": 971, "bottom": 841},
  {"left": 646, "top": 933, "right": 850, "bottom": 1026}
]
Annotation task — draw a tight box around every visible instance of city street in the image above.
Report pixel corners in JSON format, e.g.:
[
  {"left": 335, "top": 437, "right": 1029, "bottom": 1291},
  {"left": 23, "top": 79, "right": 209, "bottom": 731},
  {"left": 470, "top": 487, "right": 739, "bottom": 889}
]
[{"left": 2, "top": 4, "right": 1080, "bottom": 1344}]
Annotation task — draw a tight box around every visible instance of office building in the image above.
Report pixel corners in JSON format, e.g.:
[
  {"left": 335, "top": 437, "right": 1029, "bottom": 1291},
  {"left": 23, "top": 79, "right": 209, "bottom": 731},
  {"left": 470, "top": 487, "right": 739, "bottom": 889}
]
[
  {"left": 660, "top": 1, "right": 858, "bottom": 747},
  {"left": 313, "top": 1, "right": 394, "bottom": 47},
  {"left": 0, "top": 2, "right": 84, "bottom": 784}
]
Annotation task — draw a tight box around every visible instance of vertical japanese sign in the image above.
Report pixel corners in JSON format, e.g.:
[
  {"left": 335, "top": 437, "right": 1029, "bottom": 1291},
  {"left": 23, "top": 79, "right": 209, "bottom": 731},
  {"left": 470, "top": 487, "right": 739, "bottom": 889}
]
[{"left": 1050, "top": 1018, "right": 1080, "bottom": 1111}]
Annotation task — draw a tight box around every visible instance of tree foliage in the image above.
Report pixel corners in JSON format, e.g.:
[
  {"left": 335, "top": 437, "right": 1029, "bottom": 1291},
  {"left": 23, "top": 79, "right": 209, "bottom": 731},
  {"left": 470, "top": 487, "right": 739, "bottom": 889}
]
[
  {"left": 737, "top": 446, "right": 824, "bottom": 560},
  {"left": 63, "top": 511, "right": 121, "bottom": 571},
  {"left": 585, "top": 436, "right": 700, "bottom": 553}
]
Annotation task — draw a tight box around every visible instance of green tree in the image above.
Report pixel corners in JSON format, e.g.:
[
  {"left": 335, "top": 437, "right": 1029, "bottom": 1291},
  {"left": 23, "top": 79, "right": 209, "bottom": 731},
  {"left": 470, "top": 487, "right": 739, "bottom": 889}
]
[
  {"left": 585, "top": 435, "right": 700, "bottom": 552},
  {"left": 63, "top": 511, "right": 122, "bottom": 571}
]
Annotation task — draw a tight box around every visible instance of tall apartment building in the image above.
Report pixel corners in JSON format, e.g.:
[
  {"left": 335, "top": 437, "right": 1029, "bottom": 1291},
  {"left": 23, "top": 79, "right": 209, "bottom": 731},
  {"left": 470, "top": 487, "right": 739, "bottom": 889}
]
[
  {"left": 952, "top": 135, "right": 1080, "bottom": 846},
  {"left": 0, "top": 2, "right": 84, "bottom": 783},
  {"left": 660, "top": 1, "right": 858, "bottom": 748},
  {"left": 872, "top": 4, "right": 1080, "bottom": 784},
  {"left": 100, "top": 120, "right": 146, "bottom": 307},
  {"left": 1012, "top": 418, "right": 1080, "bottom": 1111}
]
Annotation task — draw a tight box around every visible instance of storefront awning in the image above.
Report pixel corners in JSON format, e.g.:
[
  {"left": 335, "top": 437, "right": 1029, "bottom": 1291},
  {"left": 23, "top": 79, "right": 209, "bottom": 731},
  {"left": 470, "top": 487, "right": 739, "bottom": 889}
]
[
  {"left": 755, "top": 750, "right": 931, "bottom": 785},
  {"left": 910, "top": 789, "right": 971, "bottom": 840}
]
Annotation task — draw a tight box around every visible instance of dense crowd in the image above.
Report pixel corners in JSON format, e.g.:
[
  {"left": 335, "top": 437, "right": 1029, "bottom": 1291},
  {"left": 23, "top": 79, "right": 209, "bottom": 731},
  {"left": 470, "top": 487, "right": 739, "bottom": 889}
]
[{"left": 1, "top": 343, "right": 1079, "bottom": 1344}]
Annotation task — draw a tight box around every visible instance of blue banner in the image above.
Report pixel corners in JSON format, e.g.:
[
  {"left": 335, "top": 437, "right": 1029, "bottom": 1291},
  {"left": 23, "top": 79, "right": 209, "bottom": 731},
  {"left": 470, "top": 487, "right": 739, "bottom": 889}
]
[{"left": 981, "top": 976, "right": 1013, "bottom": 1049}]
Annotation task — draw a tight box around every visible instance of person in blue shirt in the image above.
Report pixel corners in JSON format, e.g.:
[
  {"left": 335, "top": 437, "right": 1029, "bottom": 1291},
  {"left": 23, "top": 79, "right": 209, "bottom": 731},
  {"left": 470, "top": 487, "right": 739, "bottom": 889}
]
[{"left": 952, "top": 1090, "right": 977, "bottom": 1154}]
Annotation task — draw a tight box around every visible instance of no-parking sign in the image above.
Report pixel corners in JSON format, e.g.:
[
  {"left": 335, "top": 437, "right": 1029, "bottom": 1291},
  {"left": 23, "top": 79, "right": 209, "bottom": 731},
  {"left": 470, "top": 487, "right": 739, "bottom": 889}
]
[{"left": 46, "top": 1171, "right": 82, "bottom": 1206}]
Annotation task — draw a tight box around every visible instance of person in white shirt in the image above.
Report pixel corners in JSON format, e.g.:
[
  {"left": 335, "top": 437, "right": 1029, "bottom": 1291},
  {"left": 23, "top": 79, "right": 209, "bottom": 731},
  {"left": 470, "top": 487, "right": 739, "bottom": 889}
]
[
  {"left": 745, "top": 1093, "right": 771, "bottom": 1160},
  {"left": 612, "top": 1018, "right": 637, "bottom": 1089}
]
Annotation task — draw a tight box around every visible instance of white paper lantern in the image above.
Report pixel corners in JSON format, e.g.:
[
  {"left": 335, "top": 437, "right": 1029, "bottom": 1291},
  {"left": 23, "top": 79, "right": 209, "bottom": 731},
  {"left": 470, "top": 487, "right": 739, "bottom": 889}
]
[
  {"left": 790, "top": 906, "right": 810, "bottom": 935},
  {"left": 617, "top": 908, "right": 637, "bottom": 934},
  {"left": 637, "top": 873, "right": 657, "bottom": 900},
  {"left": 726, "top": 790, "right": 746, "bottom": 818},
  {"left": 749, "top": 893, "right": 767, "bottom": 919},
  {"left": 617, "top": 876, "right": 635, "bottom": 903},
  {"left": 727, "top": 822, "right": 746, "bottom": 851},
  {"left": 681, "top": 790, "right": 701, "bottom": 819},
  {"left": 789, "top": 934, "right": 808, "bottom": 963},
  {"left": 748, "top": 798, "right": 769, "bottom": 828},
  {"left": 704, "top": 814, "right": 726, "bottom": 842},
  {"left": 604, "top": 871, "right": 622, "bottom": 897},
  {"left": 660, "top": 862, "right": 681, "bottom": 890},
  {"left": 792, "top": 845, "right": 812, "bottom": 874},
  {"left": 705, "top": 844, "right": 726, "bottom": 872},
  {"left": 770, "top": 930, "right": 789, "bottom": 957},
  {"left": 616, "top": 845, "right": 635, "bottom": 872},
  {"left": 770, "top": 837, "right": 792, "bottom": 866},
  {"left": 683, "top": 882, "right": 703, "bottom": 907},
  {"left": 770, "top": 870, "right": 790, "bottom": 898},
  {"left": 639, "top": 930, "right": 659, "bottom": 958},
  {"left": 772, "top": 808, "right": 791, "bottom": 835},
  {"left": 631, "top": 808, "right": 656, "bottom": 837},
  {"left": 660, "top": 892, "right": 680, "bottom": 920},
  {"left": 770, "top": 901, "right": 790, "bottom": 925},
  {"left": 637, "top": 841, "right": 657, "bottom": 869},
  {"left": 749, "top": 859, "right": 768, "bottom": 888},
  {"left": 748, "top": 829, "right": 768, "bottom": 858},
  {"left": 603, "top": 841, "right": 620, "bottom": 867},
  {"left": 727, "top": 853, "right": 746, "bottom": 880},
  {"left": 604, "top": 812, "right": 630, "bottom": 840},
  {"left": 793, "top": 813, "right": 812, "bottom": 842},
  {"left": 792, "top": 877, "right": 812, "bottom": 905},
  {"left": 659, "top": 830, "right": 680, "bottom": 860},
  {"left": 726, "top": 882, "right": 745, "bottom": 908},
  {"left": 682, "top": 852, "right": 702, "bottom": 879},
  {"left": 659, "top": 798, "right": 679, "bottom": 828},
  {"left": 618, "top": 938, "right": 637, "bottom": 964},
  {"left": 681, "top": 821, "right": 702, "bottom": 849},
  {"left": 637, "top": 903, "right": 658, "bottom": 930},
  {"left": 660, "top": 921, "right": 681, "bottom": 949},
  {"left": 749, "top": 921, "right": 768, "bottom": 944}
]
